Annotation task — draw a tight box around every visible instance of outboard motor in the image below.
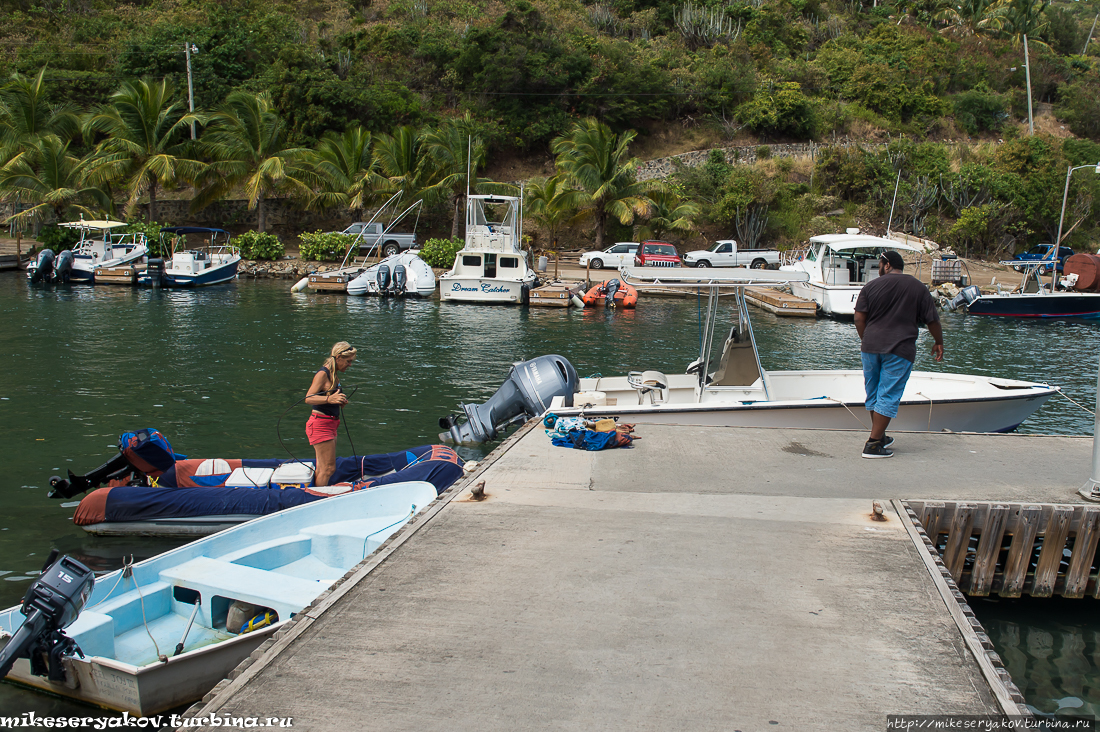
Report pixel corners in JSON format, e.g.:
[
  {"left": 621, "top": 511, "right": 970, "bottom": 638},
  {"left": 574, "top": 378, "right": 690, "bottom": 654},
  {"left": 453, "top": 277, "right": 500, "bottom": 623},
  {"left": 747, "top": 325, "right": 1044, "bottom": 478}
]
[
  {"left": 146, "top": 258, "right": 165, "bottom": 287},
  {"left": 393, "top": 264, "right": 407, "bottom": 297},
  {"left": 604, "top": 278, "right": 621, "bottom": 307},
  {"left": 376, "top": 264, "right": 391, "bottom": 296},
  {"left": 54, "top": 250, "right": 74, "bottom": 283},
  {"left": 0, "top": 551, "right": 94, "bottom": 683},
  {"left": 947, "top": 284, "right": 983, "bottom": 312},
  {"left": 29, "top": 249, "right": 55, "bottom": 284},
  {"left": 439, "top": 355, "right": 579, "bottom": 445},
  {"left": 48, "top": 427, "right": 179, "bottom": 498}
]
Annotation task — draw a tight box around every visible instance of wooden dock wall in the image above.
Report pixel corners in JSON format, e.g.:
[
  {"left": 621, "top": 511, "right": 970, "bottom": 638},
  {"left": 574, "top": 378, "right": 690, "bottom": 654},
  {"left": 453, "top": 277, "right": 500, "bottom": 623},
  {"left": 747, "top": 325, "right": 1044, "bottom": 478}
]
[{"left": 905, "top": 500, "right": 1100, "bottom": 598}]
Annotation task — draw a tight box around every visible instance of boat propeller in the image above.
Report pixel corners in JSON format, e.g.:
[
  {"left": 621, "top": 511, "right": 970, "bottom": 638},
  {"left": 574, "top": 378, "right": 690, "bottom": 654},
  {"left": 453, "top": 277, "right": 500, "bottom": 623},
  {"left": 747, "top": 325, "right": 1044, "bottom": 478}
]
[{"left": 0, "top": 550, "right": 94, "bottom": 683}]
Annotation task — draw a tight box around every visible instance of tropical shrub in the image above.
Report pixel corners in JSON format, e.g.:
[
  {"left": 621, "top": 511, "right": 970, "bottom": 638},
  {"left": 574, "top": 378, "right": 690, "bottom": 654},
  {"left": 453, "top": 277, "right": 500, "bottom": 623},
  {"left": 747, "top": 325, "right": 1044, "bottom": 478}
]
[
  {"left": 418, "top": 237, "right": 464, "bottom": 268},
  {"left": 952, "top": 87, "right": 1008, "bottom": 135},
  {"left": 298, "top": 231, "right": 358, "bottom": 262},
  {"left": 236, "top": 230, "right": 285, "bottom": 260},
  {"left": 36, "top": 226, "right": 80, "bottom": 252},
  {"left": 121, "top": 221, "right": 169, "bottom": 256}
]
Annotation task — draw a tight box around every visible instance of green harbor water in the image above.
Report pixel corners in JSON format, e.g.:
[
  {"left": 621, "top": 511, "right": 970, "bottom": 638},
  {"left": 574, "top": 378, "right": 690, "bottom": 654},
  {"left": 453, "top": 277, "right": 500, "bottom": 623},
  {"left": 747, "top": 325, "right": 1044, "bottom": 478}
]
[{"left": 1, "top": 272, "right": 1099, "bottom": 715}]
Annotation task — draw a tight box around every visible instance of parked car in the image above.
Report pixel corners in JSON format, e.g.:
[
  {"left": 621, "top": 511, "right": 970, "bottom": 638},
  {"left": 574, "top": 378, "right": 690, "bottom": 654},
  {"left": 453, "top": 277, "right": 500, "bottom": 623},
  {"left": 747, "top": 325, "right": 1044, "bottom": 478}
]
[
  {"left": 634, "top": 241, "right": 682, "bottom": 268},
  {"left": 683, "top": 240, "right": 781, "bottom": 269},
  {"left": 578, "top": 242, "right": 639, "bottom": 270},
  {"left": 1012, "top": 244, "right": 1075, "bottom": 275},
  {"left": 329, "top": 222, "right": 417, "bottom": 257}
]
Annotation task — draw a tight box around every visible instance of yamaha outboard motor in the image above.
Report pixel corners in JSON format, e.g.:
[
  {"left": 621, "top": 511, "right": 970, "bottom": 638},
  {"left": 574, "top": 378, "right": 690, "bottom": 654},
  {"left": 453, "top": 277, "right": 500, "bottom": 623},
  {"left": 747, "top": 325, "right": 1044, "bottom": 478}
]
[
  {"left": 604, "top": 278, "right": 621, "bottom": 307},
  {"left": 29, "top": 249, "right": 55, "bottom": 284},
  {"left": 54, "top": 250, "right": 74, "bottom": 283},
  {"left": 947, "top": 285, "right": 982, "bottom": 312},
  {"left": 146, "top": 257, "right": 165, "bottom": 287},
  {"left": 439, "top": 355, "right": 579, "bottom": 445},
  {"left": 393, "top": 264, "right": 407, "bottom": 297},
  {"left": 376, "top": 264, "right": 391, "bottom": 296},
  {"left": 0, "top": 551, "right": 94, "bottom": 683}
]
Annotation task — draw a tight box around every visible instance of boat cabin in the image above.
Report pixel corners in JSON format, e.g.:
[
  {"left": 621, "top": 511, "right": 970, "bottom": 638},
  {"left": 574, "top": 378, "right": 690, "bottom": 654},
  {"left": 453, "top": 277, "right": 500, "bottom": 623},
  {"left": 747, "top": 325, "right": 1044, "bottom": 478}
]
[
  {"left": 449, "top": 251, "right": 528, "bottom": 280},
  {"left": 465, "top": 195, "right": 521, "bottom": 253}
]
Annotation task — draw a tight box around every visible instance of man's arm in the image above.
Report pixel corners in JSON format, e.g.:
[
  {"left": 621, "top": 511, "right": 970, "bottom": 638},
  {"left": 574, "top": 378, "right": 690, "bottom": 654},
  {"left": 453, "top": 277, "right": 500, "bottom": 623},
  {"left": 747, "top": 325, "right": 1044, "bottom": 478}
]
[
  {"left": 854, "top": 310, "right": 867, "bottom": 339},
  {"left": 927, "top": 320, "right": 944, "bottom": 362}
]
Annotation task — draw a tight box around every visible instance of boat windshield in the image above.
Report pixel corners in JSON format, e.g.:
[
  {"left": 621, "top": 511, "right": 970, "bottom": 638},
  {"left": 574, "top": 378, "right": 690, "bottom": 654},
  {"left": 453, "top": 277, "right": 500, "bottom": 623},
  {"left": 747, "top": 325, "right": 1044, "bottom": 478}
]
[{"left": 470, "top": 200, "right": 515, "bottom": 229}]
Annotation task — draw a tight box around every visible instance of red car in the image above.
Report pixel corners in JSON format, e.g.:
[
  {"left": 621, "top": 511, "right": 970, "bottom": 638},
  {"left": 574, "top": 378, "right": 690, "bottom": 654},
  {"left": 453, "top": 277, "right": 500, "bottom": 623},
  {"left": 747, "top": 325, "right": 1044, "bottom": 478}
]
[{"left": 634, "top": 241, "right": 682, "bottom": 268}]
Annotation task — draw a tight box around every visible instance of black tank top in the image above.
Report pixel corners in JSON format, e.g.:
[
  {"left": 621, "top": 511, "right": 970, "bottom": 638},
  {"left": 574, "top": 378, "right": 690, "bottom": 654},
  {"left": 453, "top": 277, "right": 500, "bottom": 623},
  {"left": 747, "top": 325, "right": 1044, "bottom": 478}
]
[{"left": 312, "top": 366, "right": 343, "bottom": 417}]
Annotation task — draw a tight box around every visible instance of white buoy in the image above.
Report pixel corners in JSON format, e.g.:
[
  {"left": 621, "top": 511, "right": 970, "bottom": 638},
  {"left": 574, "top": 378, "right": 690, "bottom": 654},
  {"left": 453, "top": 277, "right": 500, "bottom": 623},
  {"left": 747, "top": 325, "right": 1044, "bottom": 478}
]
[
  {"left": 571, "top": 295, "right": 585, "bottom": 308},
  {"left": 291, "top": 277, "right": 309, "bottom": 292}
]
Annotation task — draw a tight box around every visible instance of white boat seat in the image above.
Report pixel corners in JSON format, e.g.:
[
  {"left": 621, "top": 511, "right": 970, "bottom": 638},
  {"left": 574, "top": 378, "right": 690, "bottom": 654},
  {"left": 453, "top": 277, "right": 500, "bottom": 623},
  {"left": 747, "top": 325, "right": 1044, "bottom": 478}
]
[
  {"left": 627, "top": 370, "right": 668, "bottom": 404},
  {"left": 710, "top": 327, "right": 761, "bottom": 387},
  {"left": 159, "top": 557, "right": 327, "bottom": 629}
]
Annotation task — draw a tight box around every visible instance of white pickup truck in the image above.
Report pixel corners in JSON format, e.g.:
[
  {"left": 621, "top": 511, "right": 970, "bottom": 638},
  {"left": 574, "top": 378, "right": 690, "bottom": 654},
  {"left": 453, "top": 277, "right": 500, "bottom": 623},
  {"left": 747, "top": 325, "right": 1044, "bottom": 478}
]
[
  {"left": 683, "top": 240, "right": 781, "bottom": 269},
  {"left": 333, "top": 222, "right": 418, "bottom": 257}
]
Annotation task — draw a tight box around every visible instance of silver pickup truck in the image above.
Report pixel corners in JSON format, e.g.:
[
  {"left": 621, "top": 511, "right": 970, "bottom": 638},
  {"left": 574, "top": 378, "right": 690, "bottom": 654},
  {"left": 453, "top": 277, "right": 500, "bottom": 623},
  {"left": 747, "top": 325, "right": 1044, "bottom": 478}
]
[
  {"left": 682, "top": 239, "right": 781, "bottom": 269},
  {"left": 334, "top": 222, "right": 418, "bottom": 257}
]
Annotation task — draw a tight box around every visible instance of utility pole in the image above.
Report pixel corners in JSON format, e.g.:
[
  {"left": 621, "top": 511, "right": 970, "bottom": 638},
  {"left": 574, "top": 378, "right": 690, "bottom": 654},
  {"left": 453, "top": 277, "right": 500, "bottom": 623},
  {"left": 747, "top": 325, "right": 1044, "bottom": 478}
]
[
  {"left": 1024, "top": 34, "right": 1034, "bottom": 136},
  {"left": 1083, "top": 12, "right": 1099, "bottom": 56},
  {"left": 185, "top": 42, "right": 197, "bottom": 140}
]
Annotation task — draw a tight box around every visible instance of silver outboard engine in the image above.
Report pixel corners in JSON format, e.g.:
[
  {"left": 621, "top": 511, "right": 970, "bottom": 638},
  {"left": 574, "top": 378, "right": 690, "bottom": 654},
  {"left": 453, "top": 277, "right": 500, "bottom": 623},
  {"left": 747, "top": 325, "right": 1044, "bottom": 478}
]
[
  {"left": 54, "top": 250, "right": 74, "bottom": 283},
  {"left": 439, "top": 355, "right": 579, "bottom": 444},
  {"left": 393, "top": 264, "right": 407, "bottom": 297},
  {"left": 30, "top": 249, "right": 55, "bottom": 283},
  {"left": 376, "top": 264, "right": 391, "bottom": 296},
  {"left": 948, "top": 285, "right": 982, "bottom": 312},
  {"left": 604, "top": 278, "right": 621, "bottom": 307}
]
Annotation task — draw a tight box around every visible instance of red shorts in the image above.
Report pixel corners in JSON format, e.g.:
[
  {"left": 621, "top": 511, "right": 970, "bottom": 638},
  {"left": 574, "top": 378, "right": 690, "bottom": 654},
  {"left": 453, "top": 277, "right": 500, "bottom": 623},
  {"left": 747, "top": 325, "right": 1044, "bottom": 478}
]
[{"left": 306, "top": 414, "right": 339, "bottom": 445}]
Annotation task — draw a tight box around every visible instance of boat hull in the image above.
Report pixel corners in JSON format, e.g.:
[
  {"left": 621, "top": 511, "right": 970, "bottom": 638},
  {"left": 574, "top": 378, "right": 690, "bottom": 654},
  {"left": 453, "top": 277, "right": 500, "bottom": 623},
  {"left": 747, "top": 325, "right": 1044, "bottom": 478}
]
[
  {"left": 439, "top": 276, "right": 534, "bottom": 304},
  {"left": 549, "top": 370, "right": 1055, "bottom": 434},
  {"left": 789, "top": 281, "right": 860, "bottom": 317},
  {"left": 967, "top": 292, "right": 1100, "bottom": 318},
  {"left": 140, "top": 257, "right": 240, "bottom": 287}
]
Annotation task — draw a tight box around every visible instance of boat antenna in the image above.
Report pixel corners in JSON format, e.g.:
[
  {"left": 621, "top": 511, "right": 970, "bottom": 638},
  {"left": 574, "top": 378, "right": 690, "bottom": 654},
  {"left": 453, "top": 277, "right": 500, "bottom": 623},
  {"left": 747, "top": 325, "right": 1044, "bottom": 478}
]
[{"left": 886, "top": 169, "right": 901, "bottom": 234}]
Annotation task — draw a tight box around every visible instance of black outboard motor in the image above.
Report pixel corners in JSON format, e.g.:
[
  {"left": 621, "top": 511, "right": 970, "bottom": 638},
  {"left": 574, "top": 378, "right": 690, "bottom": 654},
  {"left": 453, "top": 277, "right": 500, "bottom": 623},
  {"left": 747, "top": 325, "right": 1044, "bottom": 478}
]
[
  {"left": 29, "top": 249, "right": 55, "bottom": 284},
  {"left": 604, "top": 278, "right": 621, "bottom": 307},
  {"left": 48, "top": 452, "right": 132, "bottom": 499},
  {"left": 146, "top": 257, "right": 165, "bottom": 287},
  {"left": 948, "top": 285, "right": 983, "bottom": 312},
  {"left": 54, "top": 250, "right": 74, "bottom": 283},
  {"left": 376, "top": 264, "right": 391, "bottom": 296},
  {"left": 0, "top": 551, "right": 94, "bottom": 683},
  {"left": 439, "top": 355, "right": 579, "bottom": 444},
  {"left": 393, "top": 264, "right": 407, "bottom": 297}
]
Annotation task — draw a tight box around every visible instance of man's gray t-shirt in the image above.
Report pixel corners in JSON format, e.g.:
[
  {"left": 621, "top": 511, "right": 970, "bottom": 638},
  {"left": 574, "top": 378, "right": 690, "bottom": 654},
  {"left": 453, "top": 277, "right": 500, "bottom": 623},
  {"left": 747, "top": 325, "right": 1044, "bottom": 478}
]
[{"left": 854, "top": 272, "right": 939, "bottom": 363}]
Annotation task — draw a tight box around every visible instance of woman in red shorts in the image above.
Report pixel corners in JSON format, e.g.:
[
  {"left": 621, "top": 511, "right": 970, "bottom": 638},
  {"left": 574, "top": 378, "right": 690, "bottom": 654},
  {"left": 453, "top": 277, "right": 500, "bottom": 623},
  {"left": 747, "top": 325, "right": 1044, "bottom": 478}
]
[{"left": 305, "top": 341, "right": 357, "bottom": 487}]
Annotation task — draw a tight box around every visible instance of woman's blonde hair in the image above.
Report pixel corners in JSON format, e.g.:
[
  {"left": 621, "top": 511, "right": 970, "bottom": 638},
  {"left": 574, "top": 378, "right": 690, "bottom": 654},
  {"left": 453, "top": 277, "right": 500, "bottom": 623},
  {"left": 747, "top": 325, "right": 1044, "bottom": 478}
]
[{"left": 321, "top": 342, "right": 357, "bottom": 389}]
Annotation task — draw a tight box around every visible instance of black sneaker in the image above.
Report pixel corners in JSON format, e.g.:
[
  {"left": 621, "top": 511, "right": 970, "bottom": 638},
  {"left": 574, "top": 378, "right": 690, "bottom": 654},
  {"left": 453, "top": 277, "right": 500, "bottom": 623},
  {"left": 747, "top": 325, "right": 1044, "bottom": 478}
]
[
  {"left": 862, "top": 440, "right": 894, "bottom": 459},
  {"left": 881, "top": 435, "right": 894, "bottom": 448}
]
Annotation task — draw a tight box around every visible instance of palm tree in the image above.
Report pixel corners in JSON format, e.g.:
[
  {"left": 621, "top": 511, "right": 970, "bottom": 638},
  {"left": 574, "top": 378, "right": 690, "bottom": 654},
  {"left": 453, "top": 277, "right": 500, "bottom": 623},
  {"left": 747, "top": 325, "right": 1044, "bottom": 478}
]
[
  {"left": 0, "top": 137, "right": 109, "bottom": 226},
  {"left": 525, "top": 175, "right": 575, "bottom": 251},
  {"left": 936, "top": 0, "right": 1001, "bottom": 35},
  {"left": 82, "top": 78, "right": 200, "bottom": 221},
  {"left": 551, "top": 118, "right": 660, "bottom": 249},
  {"left": 421, "top": 113, "right": 489, "bottom": 238},
  {"left": 309, "top": 126, "right": 387, "bottom": 220},
  {"left": 192, "top": 91, "right": 313, "bottom": 232},
  {"left": 0, "top": 68, "right": 80, "bottom": 164},
  {"left": 638, "top": 190, "right": 701, "bottom": 242},
  {"left": 372, "top": 126, "right": 435, "bottom": 208}
]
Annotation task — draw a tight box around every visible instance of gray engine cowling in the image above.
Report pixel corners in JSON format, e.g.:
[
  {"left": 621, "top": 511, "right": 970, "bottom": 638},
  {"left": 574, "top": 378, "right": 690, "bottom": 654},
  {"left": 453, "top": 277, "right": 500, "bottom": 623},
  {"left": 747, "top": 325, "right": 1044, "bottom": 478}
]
[
  {"left": 440, "top": 355, "right": 579, "bottom": 444},
  {"left": 948, "top": 285, "right": 982, "bottom": 311}
]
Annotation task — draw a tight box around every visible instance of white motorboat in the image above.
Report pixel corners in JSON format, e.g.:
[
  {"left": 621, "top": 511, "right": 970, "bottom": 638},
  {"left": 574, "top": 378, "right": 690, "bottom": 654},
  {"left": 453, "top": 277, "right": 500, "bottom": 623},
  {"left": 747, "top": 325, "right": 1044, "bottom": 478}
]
[
  {"left": 439, "top": 194, "right": 537, "bottom": 304},
  {"left": 347, "top": 251, "right": 436, "bottom": 297},
  {"left": 780, "top": 234, "right": 922, "bottom": 317},
  {"left": 0, "top": 482, "right": 438, "bottom": 715},
  {"left": 27, "top": 220, "right": 148, "bottom": 283},
  {"left": 139, "top": 227, "right": 240, "bottom": 287},
  {"left": 547, "top": 267, "right": 1057, "bottom": 433}
]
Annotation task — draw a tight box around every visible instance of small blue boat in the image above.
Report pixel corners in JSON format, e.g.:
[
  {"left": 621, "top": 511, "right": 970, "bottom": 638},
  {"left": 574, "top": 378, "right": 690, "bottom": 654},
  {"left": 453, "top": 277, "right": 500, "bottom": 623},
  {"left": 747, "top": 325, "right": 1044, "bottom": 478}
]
[{"left": 0, "top": 481, "right": 438, "bottom": 715}]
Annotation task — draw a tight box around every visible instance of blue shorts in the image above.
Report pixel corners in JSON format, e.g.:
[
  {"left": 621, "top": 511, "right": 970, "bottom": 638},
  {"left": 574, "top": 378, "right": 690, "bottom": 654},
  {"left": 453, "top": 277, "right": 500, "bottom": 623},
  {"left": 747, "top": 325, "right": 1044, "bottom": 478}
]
[{"left": 861, "top": 352, "right": 914, "bottom": 420}]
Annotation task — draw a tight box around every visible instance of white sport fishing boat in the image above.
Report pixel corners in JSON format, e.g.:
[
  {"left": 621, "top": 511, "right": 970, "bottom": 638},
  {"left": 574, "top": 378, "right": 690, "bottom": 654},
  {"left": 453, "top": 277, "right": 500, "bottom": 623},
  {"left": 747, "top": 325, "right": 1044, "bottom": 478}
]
[
  {"left": 139, "top": 227, "right": 240, "bottom": 287},
  {"left": 780, "top": 234, "right": 922, "bottom": 317},
  {"left": 27, "top": 220, "right": 148, "bottom": 283},
  {"left": 547, "top": 267, "right": 1057, "bottom": 433},
  {"left": 439, "top": 194, "right": 537, "bottom": 304}
]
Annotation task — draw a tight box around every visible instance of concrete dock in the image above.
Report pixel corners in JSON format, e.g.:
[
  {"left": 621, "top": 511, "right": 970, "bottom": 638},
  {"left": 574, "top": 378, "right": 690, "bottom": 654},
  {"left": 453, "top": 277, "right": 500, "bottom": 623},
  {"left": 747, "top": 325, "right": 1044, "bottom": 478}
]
[{"left": 187, "top": 425, "right": 1096, "bottom": 730}]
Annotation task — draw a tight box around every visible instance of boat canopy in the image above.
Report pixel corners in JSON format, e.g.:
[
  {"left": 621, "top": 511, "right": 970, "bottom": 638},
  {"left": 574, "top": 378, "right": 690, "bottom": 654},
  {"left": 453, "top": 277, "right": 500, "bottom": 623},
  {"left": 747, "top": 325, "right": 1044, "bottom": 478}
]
[
  {"left": 58, "top": 220, "right": 127, "bottom": 230},
  {"left": 160, "top": 226, "right": 231, "bottom": 236},
  {"left": 809, "top": 234, "right": 922, "bottom": 253}
]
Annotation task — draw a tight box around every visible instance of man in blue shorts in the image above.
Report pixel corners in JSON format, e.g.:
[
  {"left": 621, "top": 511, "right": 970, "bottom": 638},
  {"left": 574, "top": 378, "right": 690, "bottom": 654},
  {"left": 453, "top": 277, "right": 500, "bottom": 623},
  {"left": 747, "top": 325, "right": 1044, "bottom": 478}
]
[{"left": 853, "top": 250, "right": 944, "bottom": 458}]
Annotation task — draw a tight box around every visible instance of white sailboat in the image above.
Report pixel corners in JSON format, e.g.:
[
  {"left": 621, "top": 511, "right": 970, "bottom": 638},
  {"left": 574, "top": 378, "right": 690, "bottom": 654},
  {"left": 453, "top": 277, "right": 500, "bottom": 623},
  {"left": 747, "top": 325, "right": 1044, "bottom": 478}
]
[{"left": 438, "top": 193, "right": 537, "bottom": 304}]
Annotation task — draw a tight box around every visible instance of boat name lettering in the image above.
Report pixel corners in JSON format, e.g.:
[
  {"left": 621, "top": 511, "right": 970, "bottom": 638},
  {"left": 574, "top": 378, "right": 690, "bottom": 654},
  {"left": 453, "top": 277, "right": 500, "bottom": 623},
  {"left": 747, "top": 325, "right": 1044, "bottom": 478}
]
[
  {"left": 450, "top": 283, "right": 480, "bottom": 292},
  {"left": 481, "top": 284, "right": 511, "bottom": 293}
]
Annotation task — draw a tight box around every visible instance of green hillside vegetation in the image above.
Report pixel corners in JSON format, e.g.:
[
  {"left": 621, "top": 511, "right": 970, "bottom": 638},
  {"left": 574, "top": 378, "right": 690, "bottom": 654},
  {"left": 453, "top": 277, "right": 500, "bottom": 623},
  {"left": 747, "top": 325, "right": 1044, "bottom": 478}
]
[{"left": 0, "top": 0, "right": 1097, "bottom": 258}]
